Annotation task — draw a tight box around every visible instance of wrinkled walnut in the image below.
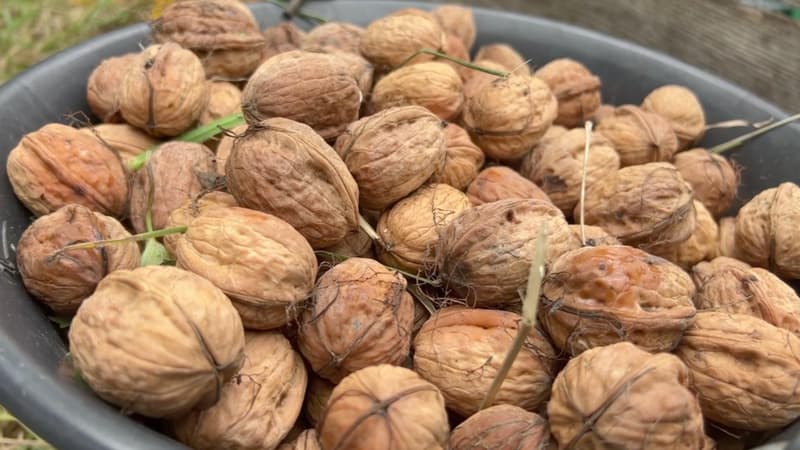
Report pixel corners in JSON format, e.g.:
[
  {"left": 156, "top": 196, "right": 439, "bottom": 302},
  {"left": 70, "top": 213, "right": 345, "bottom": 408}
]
[
  {"left": 540, "top": 245, "right": 697, "bottom": 355},
  {"left": 534, "top": 58, "right": 602, "bottom": 127},
  {"left": 319, "top": 364, "right": 449, "bottom": 450},
  {"left": 596, "top": 105, "right": 679, "bottom": 167},
  {"left": 716, "top": 216, "right": 740, "bottom": 259},
  {"left": 163, "top": 191, "right": 237, "bottom": 255},
  {"left": 377, "top": 183, "right": 471, "bottom": 272},
  {"left": 414, "top": 307, "right": 558, "bottom": 417},
  {"left": 642, "top": 85, "right": 706, "bottom": 149},
  {"left": 549, "top": 342, "right": 706, "bottom": 449},
  {"left": 86, "top": 53, "right": 137, "bottom": 123},
  {"left": 433, "top": 4, "right": 476, "bottom": 51},
  {"left": 474, "top": 43, "right": 529, "bottom": 74},
  {"left": 450, "top": 404, "right": 553, "bottom": 450},
  {"left": 428, "top": 122, "right": 485, "bottom": 191},
  {"left": 297, "top": 258, "right": 414, "bottom": 383},
  {"left": 68, "top": 266, "right": 245, "bottom": 418},
  {"left": 360, "top": 14, "right": 445, "bottom": 71},
  {"left": 651, "top": 200, "right": 718, "bottom": 269},
  {"left": 199, "top": 81, "right": 242, "bottom": 126},
  {"left": 370, "top": 62, "right": 463, "bottom": 120},
  {"left": 213, "top": 123, "right": 247, "bottom": 177},
  {"left": 304, "top": 375, "right": 334, "bottom": 427},
  {"left": 80, "top": 124, "right": 158, "bottom": 169},
  {"left": 301, "top": 22, "right": 364, "bottom": 55},
  {"left": 437, "top": 198, "right": 579, "bottom": 307},
  {"left": 279, "top": 430, "right": 321, "bottom": 450},
  {"left": 674, "top": 148, "right": 739, "bottom": 217},
  {"left": 16, "top": 204, "right": 139, "bottom": 314},
  {"left": 466, "top": 166, "right": 551, "bottom": 206},
  {"left": 262, "top": 21, "right": 305, "bottom": 61},
  {"left": 7, "top": 123, "right": 128, "bottom": 217},
  {"left": 675, "top": 312, "right": 800, "bottom": 430}
]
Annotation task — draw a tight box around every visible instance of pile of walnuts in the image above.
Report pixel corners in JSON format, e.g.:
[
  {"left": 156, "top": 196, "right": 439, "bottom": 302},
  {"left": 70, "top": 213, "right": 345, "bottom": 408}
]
[{"left": 6, "top": 1, "right": 800, "bottom": 449}]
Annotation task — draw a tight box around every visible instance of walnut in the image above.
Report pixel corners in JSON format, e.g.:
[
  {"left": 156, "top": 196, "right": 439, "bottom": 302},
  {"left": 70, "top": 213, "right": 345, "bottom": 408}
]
[
  {"left": 576, "top": 162, "right": 695, "bottom": 251},
  {"left": 642, "top": 85, "right": 706, "bottom": 149},
  {"left": 360, "top": 14, "right": 445, "bottom": 71},
  {"left": 242, "top": 51, "right": 362, "bottom": 141},
  {"left": 119, "top": 43, "right": 208, "bottom": 137},
  {"left": 414, "top": 307, "right": 557, "bottom": 417},
  {"left": 86, "top": 53, "right": 138, "bottom": 123},
  {"left": 534, "top": 58, "right": 602, "bottom": 127},
  {"left": 319, "top": 228, "right": 374, "bottom": 261},
  {"left": 519, "top": 127, "right": 619, "bottom": 216},
  {"left": 278, "top": 430, "right": 321, "bottom": 450},
  {"left": 152, "top": 0, "right": 266, "bottom": 79},
  {"left": 162, "top": 191, "right": 237, "bottom": 255},
  {"left": 319, "top": 364, "right": 449, "bottom": 450},
  {"left": 80, "top": 124, "right": 158, "bottom": 169},
  {"left": 304, "top": 375, "right": 334, "bottom": 427},
  {"left": 6, "top": 123, "right": 128, "bottom": 217},
  {"left": 428, "top": 123, "right": 484, "bottom": 190},
  {"left": 590, "top": 104, "right": 616, "bottom": 124},
  {"left": 436, "top": 198, "right": 579, "bottom": 307},
  {"left": 377, "top": 183, "right": 471, "bottom": 272},
  {"left": 301, "top": 22, "right": 363, "bottom": 55},
  {"left": 568, "top": 224, "right": 620, "bottom": 247},
  {"left": 539, "top": 245, "right": 697, "bottom": 355},
  {"left": 673, "top": 148, "right": 739, "bottom": 217},
  {"left": 596, "top": 105, "right": 679, "bottom": 167},
  {"left": 474, "top": 43, "right": 529, "bottom": 74},
  {"left": 212, "top": 123, "right": 247, "bottom": 177},
  {"left": 466, "top": 166, "right": 551, "bottom": 206},
  {"left": 262, "top": 21, "right": 305, "bottom": 61},
  {"left": 690, "top": 255, "right": 751, "bottom": 288},
  {"left": 370, "top": 62, "right": 463, "bottom": 121},
  {"left": 462, "top": 60, "right": 508, "bottom": 100},
  {"left": 462, "top": 73, "right": 557, "bottom": 161},
  {"left": 16, "top": 204, "right": 138, "bottom": 314},
  {"left": 433, "top": 4, "right": 476, "bottom": 51},
  {"left": 199, "top": 81, "right": 242, "bottom": 125},
  {"left": 297, "top": 258, "right": 414, "bottom": 383},
  {"left": 735, "top": 182, "right": 800, "bottom": 279},
  {"left": 441, "top": 34, "right": 472, "bottom": 82},
  {"left": 68, "top": 266, "right": 245, "bottom": 418},
  {"left": 549, "top": 342, "right": 706, "bottom": 449},
  {"left": 335, "top": 106, "right": 446, "bottom": 210},
  {"left": 450, "top": 405, "right": 554, "bottom": 450},
  {"left": 129, "top": 141, "right": 216, "bottom": 233},
  {"left": 650, "top": 200, "right": 719, "bottom": 269},
  {"left": 716, "top": 216, "right": 740, "bottom": 259},
  {"left": 174, "top": 332, "right": 306, "bottom": 450},
  {"left": 675, "top": 312, "right": 800, "bottom": 430}
]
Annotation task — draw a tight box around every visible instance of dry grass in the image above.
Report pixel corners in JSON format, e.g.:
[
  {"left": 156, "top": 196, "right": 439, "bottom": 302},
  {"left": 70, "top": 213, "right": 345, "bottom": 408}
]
[{"left": 0, "top": 406, "right": 52, "bottom": 450}]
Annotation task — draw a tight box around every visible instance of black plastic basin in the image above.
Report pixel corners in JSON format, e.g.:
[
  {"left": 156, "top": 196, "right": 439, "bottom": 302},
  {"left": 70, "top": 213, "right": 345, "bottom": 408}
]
[{"left": 0, "top": 1, "right": 798, "bottom": 449}]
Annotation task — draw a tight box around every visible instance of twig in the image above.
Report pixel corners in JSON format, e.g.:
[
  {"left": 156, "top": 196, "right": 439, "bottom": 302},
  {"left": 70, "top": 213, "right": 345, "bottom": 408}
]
[
  {"left": 55, "top": 226, "right": 187, "bottom": 253},
  {"left": 579, "top": 121, "right": 594, "bottom": 246},
  {"left": 358, "top": 215, "right": 386, "bottom": 249},
  {"left": 407, "top": 283, "right": 436, "bottom": 316},
  {"left": 399, "top": 48, "right": 510, "bottom": 77},
  {"left": 479, "top": 223, "right": 547, "bottom": 410},
  {"left": 710, "top": 112, "right": 800, "bottom": 154}
]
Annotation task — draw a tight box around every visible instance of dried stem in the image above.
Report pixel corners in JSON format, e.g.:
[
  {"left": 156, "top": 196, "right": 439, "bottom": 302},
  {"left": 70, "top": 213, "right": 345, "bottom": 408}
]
[
  {"left": 479, "top": 223, "right": 548, "bottom": 410},
  {"left": 579, "top": 121, "right": 594, "bottom": 246},
  {"left": 407, "top": 283, "right": 437, "bottom": 316},
  {"left": 55, "top": 226, "right": 187, "bottom": 253},
  {"left": 265, "top": 0, "right": 327, "bottom": 23},
  {"left": 127, "top": 113, "right": 245, "bottom": 171},
  {"left": 358, "top": 215, "right": 385, "bottom": 249},
  {"left": 710, "top": 112, "right": 800, "bottom": 154},
  {"left": 399, "top": 48, "right": 510, "bottom": 77}
]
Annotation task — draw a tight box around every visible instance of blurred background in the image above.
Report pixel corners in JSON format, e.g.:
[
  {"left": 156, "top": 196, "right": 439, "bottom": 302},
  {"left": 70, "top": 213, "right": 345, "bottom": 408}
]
[{"left": 0, "top": 0, "right": 798, "bottom": 448}]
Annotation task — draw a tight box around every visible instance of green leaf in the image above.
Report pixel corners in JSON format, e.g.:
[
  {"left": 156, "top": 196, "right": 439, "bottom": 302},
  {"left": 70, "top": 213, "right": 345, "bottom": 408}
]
[
  {"left": 47, "top": 315, "right": 73, "bottom": 329},
  {"left": 140, "top": 238, "right": 169, "bottom": 267}
]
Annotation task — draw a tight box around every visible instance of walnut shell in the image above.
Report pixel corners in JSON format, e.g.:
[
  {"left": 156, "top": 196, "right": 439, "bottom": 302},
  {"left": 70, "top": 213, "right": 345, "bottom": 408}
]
[
  {"left": 414, "top": 307, "right": 557, "bottom": 417},
  {"left": 576, "top": 162, "right": 695, "bottom": 251},
  {"left": 334, "top": 106, "right": 446, "bottom": 210},
  {"left": 568, "top": 224, "right": 621, "bottom": 247},
  {"left": 332, "top": 51, "right": 375, "bottom": 98},
  {"left": 674, "top": 148, "right": 739, "bottom": 217},
  {"left": 297, "top": 258, "right": 414, "bottom": 383},
  {"left": 596, "top": 105, "right": 679, "bottom": 166},
  {"left": 359, "top": 14, "right": 445, "bottom": 71},
  {"left": 466, "top": 166, "right": 551, "bottom": 206},
  {"left": 534, "top": 58, "right": 602, "bottom": 127},
  {"left": 717, "top": 216, "right": 740, "bottom": 259},
  {"left": 86, "top": 53, "right": 137, "bottom": 123},
  {"left": 462, "top": 60, "right": 508, "bottom": 100},
  {"left": 428, "top": 123, "right": 484, "bottom": 190},
  {"left": 735, "top": 182, "right": 800, "bottom": 279},
  {"left": 120, "top": 43, "right": 208, "bottom": 137},
  {"left": 651, "top": 200, "right": 718, "bottom": 269},
  {"left": 6, "top": 123, "right": 128, "bottom": 217},
  {"left": 152, "top": 0, "right": 265, "bottom": 79},
  {"left": 242, "top": 51, "right": 362, "bottom": 141},
  {"left": 642, "top": 85, "right": 706, "bottom": 149},
  {"left": 590, "top": 103, "right": 616, "bottom": 124},
  {"left": 80, "top": 124, "right": 158, "bottom": 169},
  {"left": 129, "top": 141, "right": 216, "bottom": 233},
  {"left": 437, "top": 198, "right": 579, "bottom": 307},
  {"left": 213, "top": 123, "right": 247, "bottom": 177},
  {"left": 177, "top": 206, "right": 317, "bottom": 330},
  {"left": 462, "top": 73, "right": 558, "bottom": 161},
  {"left": 675, "top": 312, "right": 800, "bottom": 430},
  {"left": 262, "top": 21, "right": 305, "bottom": 61},
  {"left": 301, "top": 22, "right": 363, "bottom": 55},
  {"left": 199, "top": 81, "right": 242, "bottom": 125},
  {"left": 693, "top": 258, "right": 800, "bottom": 335},
  {"left": 377, "top": 183, "right": 471, "bottom": 272},
  {"left": 319, "top": 364, "right": 449, "bottom": 450},
  {"left": 549, "top": 342, "right": 706, "bottom": 449},
  {"left": 519, "top": 128, "right": 619, "bottom": 216},
  {"left": 433, "top": 5, "right": 476, "bottom": 51},
  {"left": 226, "top": 118, "right": 358, "bottom": 248},
  {"left": 279, "top": 430, "right": 321, "bottom": 450},
  {"left": 163, "top": 191, "right": 237, "bottom": 255},
  {"left": 450, "top": 405, "right": 553, "bottom": 450},
  {"left": 68, "top": 266, "right": 245, "bottom": 418},
  {"left": 173, "top": 332, "right": 306, "bottom": 450},
  {"left": 540, "top": 245, "right": 697, "bottom": 355},
  {"left": 304, "top": 375, "right": 334, "bottom": 427},
  {"left": 441, "top": 34, "right": 472, "bottom": 82},
  {"left": 319, "top": 229, "right": 374, "bottom": 261},
  {"left": 690, "top": 256, "right": 751, "bottom": 288},
  {"left": 474, "top": 43, "right": 529, "bottom": 74},
  {"left": 16, "top": 204, "right": 139, "bottom": 314},
  {"left": 370, "top": 62, "right": 463, "bottom": 121}
]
